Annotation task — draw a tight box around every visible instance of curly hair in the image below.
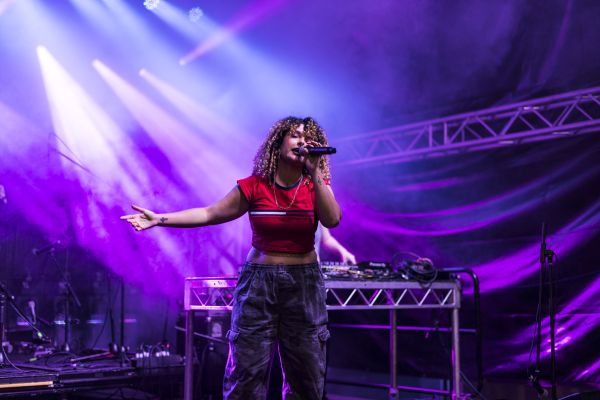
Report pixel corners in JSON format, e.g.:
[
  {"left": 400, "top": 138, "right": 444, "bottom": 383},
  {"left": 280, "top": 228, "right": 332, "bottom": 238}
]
[{"left": 252, "top": 116, "right": 331, "bottom": 184}]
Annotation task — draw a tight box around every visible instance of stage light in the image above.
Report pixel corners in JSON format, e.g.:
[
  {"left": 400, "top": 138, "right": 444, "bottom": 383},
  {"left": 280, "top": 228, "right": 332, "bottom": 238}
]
[
  {"left": 143, "top": 0, "right": 159, "bottom": 11},
  {"left": 181, "top": 0, "right": 287, "bottom": 62},
  {"left": 150, "top": 1, "right": 212, "bottom": 43},
  {"left": 189, "top": 7, "right": 203, "bottom": 22}
]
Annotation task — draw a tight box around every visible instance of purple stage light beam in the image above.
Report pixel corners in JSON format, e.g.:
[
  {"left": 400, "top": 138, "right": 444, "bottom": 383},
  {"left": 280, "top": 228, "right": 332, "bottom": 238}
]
[{"left": 180, "top": 0, "right": 288, "bottom": 65}]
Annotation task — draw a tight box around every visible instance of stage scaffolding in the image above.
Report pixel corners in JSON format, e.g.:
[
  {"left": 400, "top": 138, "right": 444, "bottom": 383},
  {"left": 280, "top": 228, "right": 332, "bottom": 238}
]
[
  {"left": 183, "top": 277, "right": 463, "bottom": 400},
  {"left": 337, "top": 85, "right": 600, "bottom": 165}
]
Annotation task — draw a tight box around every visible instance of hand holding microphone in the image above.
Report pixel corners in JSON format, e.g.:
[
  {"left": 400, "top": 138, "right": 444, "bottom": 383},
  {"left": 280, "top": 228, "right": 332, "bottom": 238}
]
[
  {"left": 292, "top": 140, "right": 336, "bottom": 177},
  {"left": 293, "top": 145, "right": 337, "bottom": 155}
]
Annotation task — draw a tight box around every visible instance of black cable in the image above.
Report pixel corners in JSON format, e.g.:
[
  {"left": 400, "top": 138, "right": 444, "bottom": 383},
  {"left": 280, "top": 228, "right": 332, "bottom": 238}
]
[
  {"left": 6, "top": 295, "right": 49, "bottom": 342},
  {"left": 527, "top": 250, "right": 546, "bottom": 374},
  {"left": 527, "top": 277, "right": 544, "bottom": 381},
  {"left": 527, "top": 242, "right": 560, "bottom": 397},
  {"left": 391, "top": 251, "right": 438, "bottom": 287},
  {"left": 39, "top": 351, "right": 77, "bottom": 367},
  {"left": 135, "top": 344, "right": 163, "bottom": 400},
  {"left": 91, "top": 274, "right": 120, "bottom": 350},
  {"left": 0, "top": 342, "right": 23, "bottom": 371},
  {"left": 432, "top": 309, "right": 489, "bottom": 400}
]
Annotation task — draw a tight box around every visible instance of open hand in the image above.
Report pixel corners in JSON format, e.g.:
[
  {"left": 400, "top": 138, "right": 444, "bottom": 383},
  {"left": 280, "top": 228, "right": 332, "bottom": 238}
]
[{"left": 120, "top": 205, "right": 159, "bottom": 231}]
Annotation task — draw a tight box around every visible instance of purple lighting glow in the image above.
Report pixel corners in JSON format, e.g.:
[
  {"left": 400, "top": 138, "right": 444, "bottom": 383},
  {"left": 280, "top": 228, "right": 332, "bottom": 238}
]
[
  {"left": 0, "top": 0, "right": 599, "bottom": 390},
  {"left": 180, "top": 0, "right": 288, "bottom": 64}
]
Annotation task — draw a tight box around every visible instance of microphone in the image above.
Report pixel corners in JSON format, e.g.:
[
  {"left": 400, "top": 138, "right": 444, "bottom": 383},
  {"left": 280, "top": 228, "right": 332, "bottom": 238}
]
[
  {"left": 293, "top": 146, "right": 337, "bottom": 155},
  {"left": 32, "top": 240, "right": 61, "bottom": 256},
  {"left": 28, "top": 300, "right": 37, "bottom": 324}
]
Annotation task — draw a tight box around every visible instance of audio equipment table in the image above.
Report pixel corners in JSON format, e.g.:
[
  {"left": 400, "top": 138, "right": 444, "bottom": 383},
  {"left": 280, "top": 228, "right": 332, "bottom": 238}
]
[{"left": 183, "top": 276, "right": 462, "bottom": 400}]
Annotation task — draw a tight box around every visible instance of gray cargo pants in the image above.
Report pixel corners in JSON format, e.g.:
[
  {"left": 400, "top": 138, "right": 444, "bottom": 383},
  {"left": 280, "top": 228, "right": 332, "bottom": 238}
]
[{"left": 223, "top": 262, "right": 330, "bottom": 400}]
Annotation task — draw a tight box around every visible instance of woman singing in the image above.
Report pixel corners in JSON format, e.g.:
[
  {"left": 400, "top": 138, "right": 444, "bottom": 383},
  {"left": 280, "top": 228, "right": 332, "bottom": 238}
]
[{"left": 120, "top": 116, "right": 341, "bottom": 399}]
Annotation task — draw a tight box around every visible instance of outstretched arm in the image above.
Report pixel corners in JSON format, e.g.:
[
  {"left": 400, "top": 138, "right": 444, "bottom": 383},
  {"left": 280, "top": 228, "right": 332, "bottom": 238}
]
[{"left": 120, "top": 186, "right": 249, "bottom": 231}]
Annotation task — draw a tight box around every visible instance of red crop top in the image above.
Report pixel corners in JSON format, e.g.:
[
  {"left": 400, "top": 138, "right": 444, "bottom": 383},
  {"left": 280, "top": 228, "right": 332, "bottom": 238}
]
[{"left": 237, "top": 175, "right": 319, "bottom": 254}]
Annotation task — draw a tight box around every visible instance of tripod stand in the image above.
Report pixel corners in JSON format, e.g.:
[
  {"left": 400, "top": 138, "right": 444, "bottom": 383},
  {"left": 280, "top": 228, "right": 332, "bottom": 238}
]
[
  {"left": 530, "top": 222, "right": 557, "bottom": 400},
  {"left": 117, "top": 276, "right": 128, "bottom": 366},
  {"left": 105, "top": 273, "right": 129, "bottom": 365}
]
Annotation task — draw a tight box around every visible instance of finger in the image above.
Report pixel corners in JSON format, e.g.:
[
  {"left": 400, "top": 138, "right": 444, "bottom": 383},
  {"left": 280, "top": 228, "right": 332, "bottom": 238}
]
[
  {"left": 120, "top": 214, "right": 140, "bottom": 220},
  {"left": 305, "top": 140, "right": 322, "bottom": 147},
  {"left": 131, "top": 204, "right": 148, "bottom": 213}
]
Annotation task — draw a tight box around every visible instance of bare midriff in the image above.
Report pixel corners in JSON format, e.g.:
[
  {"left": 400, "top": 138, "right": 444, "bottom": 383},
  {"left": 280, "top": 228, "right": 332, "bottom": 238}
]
[{"left": 245, "top": 246, "right": 318, "bottom": 265}]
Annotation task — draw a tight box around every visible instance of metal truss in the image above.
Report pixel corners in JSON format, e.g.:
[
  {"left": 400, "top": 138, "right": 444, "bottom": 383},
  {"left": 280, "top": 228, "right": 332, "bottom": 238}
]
[
  {"left": 183, "top": 276, "right": 464, "bottom": 400},
  {"left": 325, "top": 280, "right": 459, "bottom": 310},
  {"left": 184, "top": 277, "right": 237, "bottom": 311},
  {"left": 337, "top": 85, "right": 600, "bottom": 166},
  {"left": 184, "top": 277, "right": 460, "bottom": 311}
]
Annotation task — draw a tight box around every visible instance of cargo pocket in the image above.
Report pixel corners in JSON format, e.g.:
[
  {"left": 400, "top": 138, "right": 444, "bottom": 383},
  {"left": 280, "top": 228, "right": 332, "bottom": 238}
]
[
  {"left": 317, "top": 328, "right": 331, "bottom": 377},
  {"left": 318, "top": 328, "right": 331, "bottom": 343}
]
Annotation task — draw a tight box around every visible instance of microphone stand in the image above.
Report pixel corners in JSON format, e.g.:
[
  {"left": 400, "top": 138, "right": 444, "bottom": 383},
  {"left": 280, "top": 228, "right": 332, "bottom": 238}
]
[
  {"left": 530, "top": 222, "right": 557, "bottom": 399},
  {"left": 0, "top": 281, "right": 51, "bottom": 366},
  {"left": 119, "top": 275, "right": 128, "bottom": 367},
  {"left": 108, "top": 275, "right": 117, "bottom": 354},
  {"left": 70, "top": 274, "right": 130, "bottom": 365},
  {"left": 70, "top": 274, "right": 120, "bottom": 363},
  {"left": 0, "top": 281, "right": 10, "bottom": 367},
  {"left": 50, "top": 249, "right": 81, "bottom": 353}
]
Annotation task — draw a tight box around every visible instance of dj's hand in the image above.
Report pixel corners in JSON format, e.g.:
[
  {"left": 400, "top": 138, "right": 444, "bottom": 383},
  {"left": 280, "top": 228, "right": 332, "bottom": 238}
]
[{"left": 339, "top": 248, "right": 357, "bottom": 265}]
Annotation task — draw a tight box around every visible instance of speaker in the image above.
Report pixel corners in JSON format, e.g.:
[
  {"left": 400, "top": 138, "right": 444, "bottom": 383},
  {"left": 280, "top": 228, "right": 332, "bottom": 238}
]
[{"left": 198, "top": 312, "right": 229, "bottom": 400}]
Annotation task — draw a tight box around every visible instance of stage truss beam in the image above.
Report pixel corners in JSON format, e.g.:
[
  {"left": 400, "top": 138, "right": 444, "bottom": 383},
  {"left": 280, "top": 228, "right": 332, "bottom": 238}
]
[{"left": 338, "top": 86, "right": 600, "bottom": 166}]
